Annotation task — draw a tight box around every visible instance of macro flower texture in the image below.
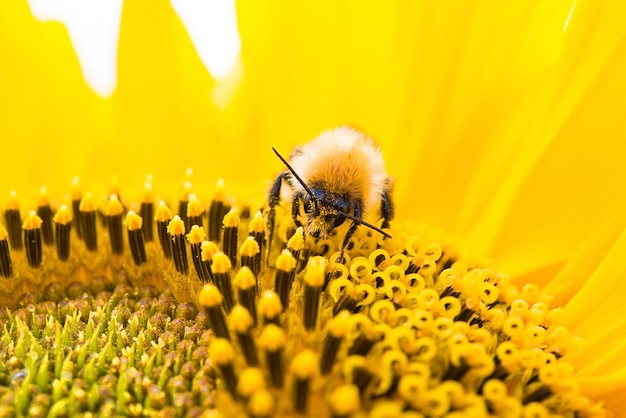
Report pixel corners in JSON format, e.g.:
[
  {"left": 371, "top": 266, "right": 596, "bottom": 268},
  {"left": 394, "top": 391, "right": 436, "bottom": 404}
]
[{"left": 1, "top": 0, "right": 626, "bottom": 417}]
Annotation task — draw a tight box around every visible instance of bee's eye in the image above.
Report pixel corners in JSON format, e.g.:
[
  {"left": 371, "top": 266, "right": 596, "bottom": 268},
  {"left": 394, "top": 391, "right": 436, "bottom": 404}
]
[{"left": 333, "top": 214, "right": 346, "bottom": 228}]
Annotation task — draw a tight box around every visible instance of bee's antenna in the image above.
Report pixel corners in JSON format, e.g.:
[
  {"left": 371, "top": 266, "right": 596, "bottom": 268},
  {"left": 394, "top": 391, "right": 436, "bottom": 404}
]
[
  {"left": 272, "top": 147, "right": 319, "bottom": 209},
  {"left": 339, "top": 212, "right": 392, "bottom": 239}
]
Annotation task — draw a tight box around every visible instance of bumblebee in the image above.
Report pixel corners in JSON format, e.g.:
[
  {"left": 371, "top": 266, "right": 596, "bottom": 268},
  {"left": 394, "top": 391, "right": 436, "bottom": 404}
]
[{"left": 268, "top": 126, "right": 393, "bottom": 259}]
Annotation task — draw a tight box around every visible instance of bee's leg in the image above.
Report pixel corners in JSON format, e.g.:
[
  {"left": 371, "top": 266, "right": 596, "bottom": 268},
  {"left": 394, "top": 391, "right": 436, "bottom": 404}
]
[
  {"left": 380, "top": 188, "right": 394, "bottom": 230},
  {"left": 266, "top": 172, "right": 286, "bottom": 265},
  {"left": 339, "top": 201, "right": 362, "bottom": 264},
  {"left": 291, "top": 191, "right": 304, "bottom": 229}
]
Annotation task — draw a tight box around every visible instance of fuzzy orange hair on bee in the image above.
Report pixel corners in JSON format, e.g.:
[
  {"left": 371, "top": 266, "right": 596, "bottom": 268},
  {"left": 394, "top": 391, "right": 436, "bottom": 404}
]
[{"left": 267, "top": 126, "right": 394, "bottom": 259}]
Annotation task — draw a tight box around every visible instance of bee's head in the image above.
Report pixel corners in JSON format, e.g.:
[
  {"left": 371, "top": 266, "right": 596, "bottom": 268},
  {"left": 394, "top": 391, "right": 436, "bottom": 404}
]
[{"left": 304, "top": 192, "right": 349, "bottom": 239}]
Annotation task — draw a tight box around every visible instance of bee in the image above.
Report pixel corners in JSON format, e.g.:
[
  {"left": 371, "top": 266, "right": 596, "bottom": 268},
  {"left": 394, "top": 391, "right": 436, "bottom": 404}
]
[{"left": 267, "top": 126, "right": 394, "bottom": 260}]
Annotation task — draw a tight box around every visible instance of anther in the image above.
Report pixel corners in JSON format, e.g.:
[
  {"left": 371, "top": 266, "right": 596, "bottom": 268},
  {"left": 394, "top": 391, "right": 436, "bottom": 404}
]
[
  {"left": 208, "top": 338, "right": 238, "bottom": 397},
  {"left": 248, "top": 211, "right": 265, "bottom": 278},
  {"left": 105, "top": 194, "right": 124, "bottom": 255},
  {"left": 186, "top": 225, "right": 210, "bottom": 282},
  {"left": 329, "top": 384, "right": 361, "bottom": 418},
  {"left": 186, "top": 193, "right": 204, "bottom": 230},
  {"left": 79, "top": 192, "right": 98, "bottom": 251},
  {"left": 222, "top": 209, "right": 239, "bottom": 268},
  {"left": 0, "top": 226, "right": 13, "bottom": 277},
  {"left": 320, "top": 310, "right": 351, "bottom": 375},
  {"left": 302, "top": 256, "right": 326, "bottom": 331},
  {"left": 200, "top": 240, "right": 219, "bottom": 283},
  {"left": 239, "top": 237, "right": 260, "bottom": 286},
  {"left": 37, "top": 186, "right": 54, "bottom": 245},
  {"left": 211, "top": 252, "right": 235, "bottom": 313},
  {"left": 273, "top": 250, "right": 297, "bottom": 311},
  {"left": 258, "top": 324, "right": 286, "bottom": 388},
  {"left": 155, "top": 201, "right": 173, "bottom": 259},
  {"left": 197, "top": 284, "right": 230, "bottom": 340},
  {"left": 287, "top": 227, "right": 305, "bottom": 273},
  {"left": 290, "top": 349, "right": 317, "bottom": 414},
  {"left": 177, "top": 180, "right": 193, "bottom": 231},
  {"left": 232, "top": 267, "right": 257, "bottom": 325},
  {"left": 228, "top": 305, "right": 259, "bottom": 366},
  {"left": 22, "top": 211, "right": 43, "bottom": 268},
  {"left": 167, "top": 216, "right": 188, "bottom": 275},
  {"left": 53, "top": 205, "right": 72, "bottom": 261},
  {"left": 124, "top": 211, "right": 147, "bottom": 266},
  {"left": 4, "top": 191, "right": 22, "bottom": 250},
  {"left": 139, "top": 179, "right": 154, "bottom": 242},
  {"left": 71, "top": 177, "right": 83, "bottom": 239},
  {"left": 257, "top": 290, "right": 282, "bottom": 325},
  {"left": 208, "top": 179, "right": 229, "bottom": 242}
]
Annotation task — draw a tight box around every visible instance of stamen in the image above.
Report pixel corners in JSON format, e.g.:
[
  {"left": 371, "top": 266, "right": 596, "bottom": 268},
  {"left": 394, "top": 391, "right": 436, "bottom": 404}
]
[
  {"left": 105, "top": 194, "right": 124, "bottom": 255},
  {"left": 208, "top": 179, "right": 229, "bottom": 242},
  {"left": 248, "top": 389, "right": 274, "bottom": 418},
  {"left": 239, "top": 237, "right": 260, "bottom": 286},
  {"left": 177, "top": 180, "right": 193, "bottom": 231},
  {"left": 257, "top": 290, "right": 282, "bottom": 325},
  {"left": 302, "top": 256, "right": 326, "bottom": 331},
  {"left": 36, "top": 186, "right": 54, "bottom": 246},
  {"left": 200, "top": 240, "right": 218, "bottom": 283},
  {"left": 197, "top": 284, "right": 230, "bottom": 340},
  {"left": 273, "top": 250, "right": 297, "bottom": 311},
  {"left": 320, "top": 310, "right": 351, "bottom": 375},
  {"left": 290, "top": 349, "right": 317, "bottom": 414},
  {"left": 222, "top": 209, "right": 239, "bottom": 267},
  {"left": 53, "top": 205, "right": 72, "bottom": 261},
  {"left": 248, "top": 211, "right": 265, "bottom": 278},
  {"left": 237, "top": 367, "right": 266, "bottom": 399},
  {"left": 258, "top": 324, "right": 286, "bottom": 388},
  {"left": 0, "top": 226, "right": 13, "bottom": 277},
  {"left": 71, "top": 177, "right": 83, "bottom": 239},
  {"left": 186, "top": 225, "right": 210, "bottom": 282},
  {"left": 228, "top": 305, "right": 259, "bottom": 366},
  {"left": 329, "top": 384, "right": 360, "bottom": 418},
  {"left": 167, "top": 216, "right": 188, "bottom": 275},
  {"left": 186, "top": 193, "right": 204, "bottom": 230},
  {"left": 209, "top": 338, "right": 238, "bottom": 397},
  {"left": 287, "top": 227, "right": 305, "bottom": 273},
  {"left": 5, "top": 191, "right": 22, "bottom": 250},
  {"left": 22, "top": 211, "right": 43, "bottom": 268},
  {"left": 232, "top": 267, "right": 257, "bottom": 325},
  {"left": 139, "top": 179, "right": 154, "bottom": 242},
  {"left": 124, "top": 211, "right": 147, "bottom": 266},
  {"left": 155, "top": 201, "right": 173, "bottom": 259},
  {"left": 79, "top": 192, "right": 98, "bottom": 251},
  {"left": 211, "top": 252, "right": 235, "bottom": 313}
]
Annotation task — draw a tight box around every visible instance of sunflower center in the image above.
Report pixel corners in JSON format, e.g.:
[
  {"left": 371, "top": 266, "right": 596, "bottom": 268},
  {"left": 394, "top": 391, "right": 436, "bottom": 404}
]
[{"left": 0, "top": 181, "right": 607, "bottom": 417}]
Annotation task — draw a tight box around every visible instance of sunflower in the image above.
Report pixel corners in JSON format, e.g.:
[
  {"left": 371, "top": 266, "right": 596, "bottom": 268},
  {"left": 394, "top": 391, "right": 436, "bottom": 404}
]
[{"left": 1, "top": 0, "right": 626, "bottom": 417}]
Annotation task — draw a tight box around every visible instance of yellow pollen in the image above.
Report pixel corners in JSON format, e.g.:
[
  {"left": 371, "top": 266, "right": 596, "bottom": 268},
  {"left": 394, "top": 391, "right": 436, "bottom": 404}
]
[
  {"left": 290, "top": 349, "right": 318, "bottom": 379},
  {"left": 78, "top": 192, "right": 96, "bottom": 212},
  {"left": 303, "top": 256, "right": 326, "bottom": 287},
  {"left": 213, "top": 178, "right": 226, "bottom": 202},
  {"left": 22, "top": 211, "right": 43, "bottom": 230},
  {"left": 258, "top": 324, "right": 286, "bottom": 351},
  {"left": 248, "top": 211, "right": 264, "bottom": 234},
  {"left": 186, "top": 193, "right": 204, "bottom": 217},
  {"left": 222, "top": 208, "right": 240, "bottom": 228},
  {"left": 257, "top": 290, "right": 282, "bottom": 318},
  {"left": 124, "top": 211, "right": 143, "bottom": 230},
  {"left": 287, "top": 226, "right": 305, "bottom": 251},
  {"left": 228, "top": 305, "right": 254, "bottom": 332},
  {"left": 198, "top": 284, "right": 223, "bottom": 307},
  {"left": 275, "top": 249, "right": 297, "bottom": 272},
  {"left": 209, "top": 338, "right": 235, "bottom": 365},
  {"left": 201, "top": 241, "right": 219, "bottom": 262},
  {"left": 105, "top": 194, "right": 124, "bottom": 216},
  {"left": 167, "top": 216, "right": 185, "bottom": 236},
  {"left": 53, "top": 204, "right": 72, "bottom": 224},
  {"left": 186, "top": 225, "right": 206, "bottom": 244},
  {"left": 239, "top": 236, "right": 260, "bottom": 257},
  {"left": 232, "top": 266, "right": 256, "bottom": 290},
  {"left": 211, "top": 252, "right": 232, "bottom": 274},
  {"left": 155, "top": 201, "right": 173, "bottom": 222}
]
